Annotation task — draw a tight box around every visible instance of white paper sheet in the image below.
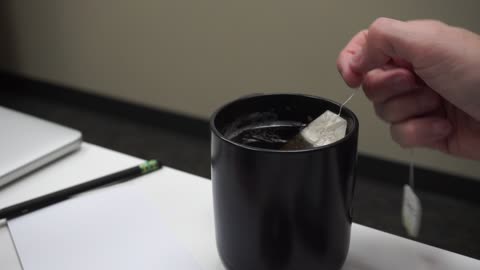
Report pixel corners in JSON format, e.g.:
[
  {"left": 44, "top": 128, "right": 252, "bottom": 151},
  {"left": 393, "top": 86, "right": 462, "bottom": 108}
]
[{"left": 7, "top": 178, "right": 200, "bottom": 270}]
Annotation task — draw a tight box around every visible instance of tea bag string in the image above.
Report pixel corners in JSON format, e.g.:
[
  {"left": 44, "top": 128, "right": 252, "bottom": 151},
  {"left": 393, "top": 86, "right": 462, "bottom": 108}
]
[
  {"left": 409, "top": 149, "right": 415, "bottom": 188},
  {"left": 338, "top": 90, "right": 357, "bottom": 116}
]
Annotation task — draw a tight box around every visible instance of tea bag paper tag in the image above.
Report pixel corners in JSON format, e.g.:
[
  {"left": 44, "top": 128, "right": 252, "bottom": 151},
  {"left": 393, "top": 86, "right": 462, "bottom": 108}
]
[
  {"left": 402, "top": 150, "right": 422, "bottom": 238},
  {"left": 283, "top": 91, "right": 355, "bottom": 149},
  {"left": 402, "top": 184, "right": 422, "bottom": 237},
  {"left": 300, "top": 110, "right": 347, "bottom": 147}
]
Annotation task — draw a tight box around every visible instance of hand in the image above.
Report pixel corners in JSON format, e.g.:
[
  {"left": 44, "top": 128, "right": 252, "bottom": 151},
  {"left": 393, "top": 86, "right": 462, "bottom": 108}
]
[{"left": 337, "top": 17, "right": 480, "bottom": 160}]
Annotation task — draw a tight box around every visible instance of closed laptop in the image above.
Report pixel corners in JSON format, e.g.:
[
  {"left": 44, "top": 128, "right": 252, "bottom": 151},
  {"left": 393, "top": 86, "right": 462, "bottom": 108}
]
[{"left": 0, "top": 106, "right": 82, "bottom": 187}]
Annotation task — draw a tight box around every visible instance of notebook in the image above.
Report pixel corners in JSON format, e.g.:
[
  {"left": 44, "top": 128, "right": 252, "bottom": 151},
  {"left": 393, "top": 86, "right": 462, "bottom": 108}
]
[
  {"left": 7, "top": 174, "right": 199, "bottom": 270},
  {"left": 0, "top": 106, "right": 82, "bottom": 187}
]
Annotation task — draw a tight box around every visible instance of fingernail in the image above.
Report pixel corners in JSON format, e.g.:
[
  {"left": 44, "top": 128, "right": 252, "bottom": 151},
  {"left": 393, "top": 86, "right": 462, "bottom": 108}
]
[
  {"left": 352, "top": 50, "right": 363, "bottom": 65},
  {"left": 432, "top": 121, "right": 451, "bottom": 137}
]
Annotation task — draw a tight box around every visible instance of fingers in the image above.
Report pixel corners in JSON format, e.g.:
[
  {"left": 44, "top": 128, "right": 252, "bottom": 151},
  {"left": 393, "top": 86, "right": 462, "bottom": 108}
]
[
  {"left": 362, "top": 67, "right": 418, "bottom": 103},
  {"left": 390, "top": 117, "right": 452, "bottom": 148},
  {"left": 374, "top": 88, "right": 442, "bottom": 123},
  {"left": 361, "top": 64, "right": 449, "bottom": 148},
  {"left": 337, "top": 30, "right": 368, "bottom": 88},
  {"left": 351, "top": 17, "right": 438, "bottom": 74},
  {"left": 338, "top": 17, "right": 449, "bottom": 85},
  {"left": 336, "top": 18, "right": 416, "bottom": 87}
]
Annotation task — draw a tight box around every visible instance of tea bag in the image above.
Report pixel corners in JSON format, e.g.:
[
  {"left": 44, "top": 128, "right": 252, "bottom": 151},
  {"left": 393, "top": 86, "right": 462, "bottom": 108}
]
[
  {"left": 282, "top": 92, "right": 354, "bottom": 150},
  {"left": 301, "top": 110, "right": 347, "bottom": 147},
  {"left": 282, "top": 110, "right": 347, "bottom": 149},
  {"left": 402, "top": 150, "right": 422, "bottom": 238}
]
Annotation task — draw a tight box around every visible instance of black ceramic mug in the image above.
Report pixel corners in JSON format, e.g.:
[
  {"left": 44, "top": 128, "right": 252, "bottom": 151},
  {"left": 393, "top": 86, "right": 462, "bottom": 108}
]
[{"left": 210, "top": 94, "right": 359, "bottom": 270}]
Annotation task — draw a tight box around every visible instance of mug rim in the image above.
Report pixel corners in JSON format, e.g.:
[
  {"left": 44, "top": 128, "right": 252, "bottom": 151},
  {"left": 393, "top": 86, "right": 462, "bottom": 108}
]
[{"left": 210, "top": 93, "right": 359, "bottom": 153}]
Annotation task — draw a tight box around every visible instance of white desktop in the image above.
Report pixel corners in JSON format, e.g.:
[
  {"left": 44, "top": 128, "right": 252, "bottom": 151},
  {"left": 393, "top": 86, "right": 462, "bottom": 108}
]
[{"left": 0, "top": 143, "right": 479, "bottom": 269}]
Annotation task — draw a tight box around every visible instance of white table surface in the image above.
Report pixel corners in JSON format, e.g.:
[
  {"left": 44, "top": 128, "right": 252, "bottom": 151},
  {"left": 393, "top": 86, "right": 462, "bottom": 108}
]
[{"left": 0, "top": 143, "right": 479, "bottom": 270}]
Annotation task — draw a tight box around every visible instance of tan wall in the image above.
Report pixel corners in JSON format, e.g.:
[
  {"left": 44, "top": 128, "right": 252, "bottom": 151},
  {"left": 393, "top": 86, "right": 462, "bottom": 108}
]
[{"left": 1, "top": 1, "right": 479, "bottom": 179}]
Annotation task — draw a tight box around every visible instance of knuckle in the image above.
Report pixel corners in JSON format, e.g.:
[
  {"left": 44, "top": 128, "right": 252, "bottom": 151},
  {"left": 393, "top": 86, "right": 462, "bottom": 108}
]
[
  {"left": 429, "top": 21, "right": 447, "bottom": 36},
  {"left": 413, "top": 19, "right": 448, "bottom": 37},
  {"left": 359, "top": 29, "right": 369, "bottom": 37},
  {"left": 381, "top": 101, "right": 401, "bottom": 122},
  {"left": 402, "top": 121, "right": 417, "bottom": 137},
  {"left": 390, "top": 125, "right": 409, "bottom": 147},
  {"left": 374, "top": 103, "right": 388, "bottom": 122},
  {"left": 336, "top": 57, "right": 343, "bottom": 75},
  {"left": 391, "top": 122, "right": 418, "bottom": 148},
  {"left": 426, "top": 19, "right": 447, "bottom": 28},
  {"left": 369, "top": 17, "right": 392, "bottom": 35}
]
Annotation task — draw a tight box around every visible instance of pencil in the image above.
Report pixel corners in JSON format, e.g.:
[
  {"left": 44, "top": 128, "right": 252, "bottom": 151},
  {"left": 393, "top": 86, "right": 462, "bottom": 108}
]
[{"left": 0, "top": 160, "right": 162, "bottom": 220}]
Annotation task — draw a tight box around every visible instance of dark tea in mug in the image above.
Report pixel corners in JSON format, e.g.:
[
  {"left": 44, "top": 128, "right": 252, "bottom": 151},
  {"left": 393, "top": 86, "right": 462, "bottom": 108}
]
[{"left": 227, "top": 120, "right": 306, "bottom": 150}]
